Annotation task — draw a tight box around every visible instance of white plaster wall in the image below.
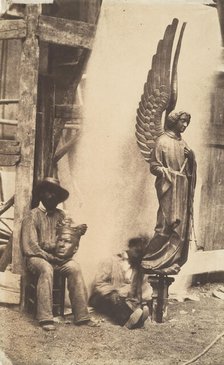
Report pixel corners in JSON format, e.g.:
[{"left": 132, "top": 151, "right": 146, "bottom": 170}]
[{"left": 60, "top": 0, "right": 220, "bottom": 289}]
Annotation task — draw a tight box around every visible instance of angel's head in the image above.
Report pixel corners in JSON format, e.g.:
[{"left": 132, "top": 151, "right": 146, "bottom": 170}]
[{"left": 166, "top": 111, "right": 191, "bottom": 135}]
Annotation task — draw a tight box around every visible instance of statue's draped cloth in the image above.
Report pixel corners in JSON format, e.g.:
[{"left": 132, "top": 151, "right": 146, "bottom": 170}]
[{"left": 142, "top": 131, "right": 196, "bottom": 271}]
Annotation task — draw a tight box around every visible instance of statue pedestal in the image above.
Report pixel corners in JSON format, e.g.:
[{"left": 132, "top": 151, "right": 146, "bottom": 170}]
[{"left": 148, "top": 275, "right": 175, "bottom": 323}]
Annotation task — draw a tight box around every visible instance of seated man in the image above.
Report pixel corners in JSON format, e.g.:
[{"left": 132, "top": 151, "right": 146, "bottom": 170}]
[
  {"left": 89, "top": 236, "right": 152, "bottom": 329},
  {"left": 22, "top": 177, "right": 98, "bottom": 331}
]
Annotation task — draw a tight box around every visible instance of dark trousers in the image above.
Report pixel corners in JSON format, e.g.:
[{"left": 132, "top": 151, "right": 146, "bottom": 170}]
[{"left": 89, "top": 292, "right": 133, "bottom": 326}]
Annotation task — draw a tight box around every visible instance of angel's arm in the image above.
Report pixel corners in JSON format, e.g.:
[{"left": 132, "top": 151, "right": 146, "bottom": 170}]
[{"left": 150, "top": 142, "right": 166, "bottom": 177}]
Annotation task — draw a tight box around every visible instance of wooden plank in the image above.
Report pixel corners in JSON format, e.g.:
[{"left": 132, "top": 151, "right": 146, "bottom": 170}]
[
  {"left": 78, "top": 0, "right": 102, "bottom": 24},
  {"left": 0, "top": 232, "right": 10, "bottom": 241},
  {"left": 0, "top": 171, "right": 3, "bottom": 201},
  {"left": 0, "top": 155, "right": 20, "bottom": 166},
  {"left": 55, "top": 104, "right": 83, "bottom": 119},
  {"left": 0, "top": 239, "right": 8, "bottom": 245},
  {"left": 0, "top": 140, "right": 20, "bottom": 154},
  {"left": 32, "top": 106, "right": 44, "bottom": 192},
  {"left": 12, "top": 0, "right": 53, "bottom": 3},
  {"left": 0, "top": 20, "right": 26, "bottom": 40},
  {"left": 0, "top": 118, "right": 18, "bottom": 126},
  {"left": 0, "top": 270, "right": 20, "bottom": 290},
  {"left": 199, "top": 69, "right": 224, "bottom": 251},
  {"left": 0, "top": 227, "right": 11, "bottom": 236},
  {"left": 0, "top": 98, "right": 19, "bottom": 104},
  {"left": 39, "top": 41, "right": 49, "bottom": 75},
  {"left": 0, "top": 245, "right": 6, "bottom": 257},
  {"left": 217, "top": 0, "right": 224, "bottom": 46},
  {"left": 49, "top": 117, "right": 66, "bottom": 175},
  {"left": 0, "top": 237, "right": 12, "bottom": 272},
  {"left": 54, "top": 135, "right": 78, "bottom": 163},
  {"left": 177, "top": 250, "right": 224, "bottom": 276},
  {"left": 199, "top": 148, "right": 224, "bottom": 250},
  {"left": 57, "top": 62, "right": 78, "bottom": 67},
  {"left": 37, "top": 15, "right": 96, "bottom": 49},
  {"left": 0, "top": 270, "right": 21, "bottom": 304},
  {"left": 12, "top": 5, "right": 41, "bottom": 274},
  {"left": 0, "top": 196, "right": 14, "bottom": 216},
  {"left": 205, "top": 125, "right": 224, "bottom": 146},
  {"left": 33, "top": 75, "right": 56, "bottom": 182},
  {"left": 64, "top": 123, "right": 81, "bottom": 130}
]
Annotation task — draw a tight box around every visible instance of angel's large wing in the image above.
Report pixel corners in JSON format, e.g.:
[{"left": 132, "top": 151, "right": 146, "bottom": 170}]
[{"left": 136, "top": 18, "right": 186, "bottom": 163}]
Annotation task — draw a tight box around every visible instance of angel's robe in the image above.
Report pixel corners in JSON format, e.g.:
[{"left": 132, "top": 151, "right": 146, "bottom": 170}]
[{"left": 142, "top": 130, "right": 197, "bottom": 272}]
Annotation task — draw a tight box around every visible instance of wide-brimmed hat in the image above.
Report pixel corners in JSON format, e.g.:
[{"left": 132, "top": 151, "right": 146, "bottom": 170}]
[{"left": 35, "top": 177, "right": 69, "bottom": 203}]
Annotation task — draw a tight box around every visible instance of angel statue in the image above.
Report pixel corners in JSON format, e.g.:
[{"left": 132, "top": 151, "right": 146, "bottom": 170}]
[{"left": 135, "top": 19, "right": 197, "bottom": 276}]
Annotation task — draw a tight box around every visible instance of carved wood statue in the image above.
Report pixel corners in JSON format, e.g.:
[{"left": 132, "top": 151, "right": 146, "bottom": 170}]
[
  {"left": 135, "top": 19, "right": 197, "bottom": 275},
  {"left": 55, "top": 217, "right": 87, "bottom": 260}
]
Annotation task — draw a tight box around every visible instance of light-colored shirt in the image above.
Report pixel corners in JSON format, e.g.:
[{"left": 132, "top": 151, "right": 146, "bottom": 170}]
[
  {"left": 119, "top": 251, "right": 133, "bottom": 282},
  {"left": 91, "top": 252, "right": 151, "bottom": 300},
  {"left": 21, "top": 204, "right": 65, "bottom": 259}
]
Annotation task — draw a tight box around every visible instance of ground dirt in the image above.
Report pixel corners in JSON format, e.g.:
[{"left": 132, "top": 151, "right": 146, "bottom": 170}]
[{"left": 0, "top": 283, "right": 224, "bottom": 365}]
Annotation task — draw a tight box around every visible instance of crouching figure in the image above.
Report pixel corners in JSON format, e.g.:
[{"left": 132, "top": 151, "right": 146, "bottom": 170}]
[{"left": 89, "top": 236, "right": 152, "bottom": 329}]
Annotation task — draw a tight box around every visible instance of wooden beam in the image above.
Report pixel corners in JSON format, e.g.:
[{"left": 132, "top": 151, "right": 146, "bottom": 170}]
[
  {"left": 0, "top": 20, "right": 26, "bottom": 40},
  {"left": 205, "top": 125, "right": 224, "bottom": 146},
  {"left": 0, "top": 226, "right": 11, "bottom": 236},
  {"left": 0, "top": 245, "right": 6, "bottom": 257},
  {"left": 12, "top": 5, "right": 41, "bottom": 274},
  {"left": 0, "top": 230, "right": 11, "bottom": 240},
  {"left": 0, "top": 237, "right": 12, "bottom": 272},
  {"left": 49, "top": 117, "right": 66, "bottom": 175},
  {"left": 33, "top": 75, "right": 56, "bottom": 181},
  {"left": 55, "top": 104, "right": 82, "bottom": 119},
  {"left": 0, "top": 118, "right": 18, "bottom": 126},
  {"left": 0, "top": 99, "right": 19, "bottom": 105},
  {"left": 206, "top": 3, "right": 217, "bottom": 8},
  {"left": 0, "top": 239, "right": 8, "bottom": 245},
  {"left": 78, "top": 0, "right": 102, "bottom": 24},
  {"left": 37, "top": 15, "right": 96, "bottom": 49},
  {"left": 0, "top": 196, "right": 14, "bottom": 216},
  {"left": 217, "top": 0, "right": 224, "bottom": 46},
  {"left": 54, "top": 135, "right": 78, "bottom": 163},
  {"left": 0, "top": 155, "right": 20, "bottom": 166},
  {"left": 0, "top": 140, "right": 20, "bottom": 155},
  {"left": 0, "top": 269, "right": 21, "bottom": 304},
  {"left": 39, "top": 42, "right": 49, "bottom": 75},
  {"left": 64, "top": 123, "right": 81, "bottom": 130}
]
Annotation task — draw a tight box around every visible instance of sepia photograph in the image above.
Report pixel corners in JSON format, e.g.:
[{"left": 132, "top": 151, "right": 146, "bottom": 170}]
[{"left": 0, "top": 0, "right": 223, "bottom": 364}]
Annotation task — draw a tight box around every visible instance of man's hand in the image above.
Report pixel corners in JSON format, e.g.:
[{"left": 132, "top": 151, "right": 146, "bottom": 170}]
[
  {"left": 45, "top": 253, "right": 65, "bottom": 265},
  {"left": 109, "top": 291, "right": 121, "bottom": 305},
  {"left": 52, "top": 256, "right": 66, "bottom": 265},
  {"left": 44, "top": 253, "right": 55, "bottom": 262},
  {"left": 75, "top": 224, "right": 88, "bottom": 236}
]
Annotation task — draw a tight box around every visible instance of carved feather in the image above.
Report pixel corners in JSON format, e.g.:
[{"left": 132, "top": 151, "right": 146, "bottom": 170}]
[{"left": 136, "top": 18, "right": 186, "bottom": 163}]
